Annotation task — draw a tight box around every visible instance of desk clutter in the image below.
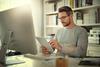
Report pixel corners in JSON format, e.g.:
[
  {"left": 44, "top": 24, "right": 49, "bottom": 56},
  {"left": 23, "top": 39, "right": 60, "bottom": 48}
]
[{"left": 79, "top": 57, "right": 100, "bottom": 66}]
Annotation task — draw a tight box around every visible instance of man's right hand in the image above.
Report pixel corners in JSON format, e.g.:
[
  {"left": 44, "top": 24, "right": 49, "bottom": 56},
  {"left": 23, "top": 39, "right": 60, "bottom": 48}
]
[{"left": 41, "top": 46, "right": 51, "bottom": 56}]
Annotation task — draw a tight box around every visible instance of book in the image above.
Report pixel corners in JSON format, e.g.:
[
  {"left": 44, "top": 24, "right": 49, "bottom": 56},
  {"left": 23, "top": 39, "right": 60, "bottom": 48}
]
[
  {"left": 78, "top": 0, "right": 82, "bottom": 7},
  {"left": 57, "top": 0, "right": 64, "bottom": 10},
  {"left": 93, "top": 0, "right": 100, "bottom": 5},
  {"left": 82, "top": 0, "right": 93, "bottom": 7},
  {"left": 82, "top": 0, "right": 86, "bottom": 7},
  {"left": 83, "top": 9, "right": 97, "bottom": 24},
  {"left": 96, "top": 8, "right": 100, "bottom": 23},
  {"left": 83, "top": 11, "right": 89, "bottom": 24},
  {"left": 47, "top": 15, "right": 57, "bottom": 25},
  {"left": 74, "top": 0, "right": 78, "bottom": 8},
  {"left": 68, "top": 0, "right": 74, "bottom": 8},
  {"left": 73, "top": 12, "right": 77, "bottom": 24},
  {"left": 76, "top": 12, "right": 83, "bottom": 25},
  {"left": 89, "top": 9, "right": 96, "bottom": 24},
  {"left": 85, "top": 0, "right": 93, "bottom": 6}
]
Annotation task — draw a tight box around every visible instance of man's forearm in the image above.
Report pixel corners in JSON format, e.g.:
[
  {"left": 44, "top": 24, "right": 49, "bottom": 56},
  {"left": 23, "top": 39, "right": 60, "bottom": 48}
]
[{"left": 61, "top": 46, "right": 77, "bottom": 55}]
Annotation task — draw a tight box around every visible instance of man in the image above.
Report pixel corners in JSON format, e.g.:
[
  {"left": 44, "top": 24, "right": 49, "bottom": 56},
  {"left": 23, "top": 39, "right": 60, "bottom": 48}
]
[{"left": 42, "top": 6, "right": 88, "bottom": 57}]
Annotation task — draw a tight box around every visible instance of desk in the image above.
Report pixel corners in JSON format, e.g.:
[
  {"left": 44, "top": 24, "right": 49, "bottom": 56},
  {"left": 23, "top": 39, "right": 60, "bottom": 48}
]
[{"left": 2, "top": 55, "right": 99, "bottom": 67}]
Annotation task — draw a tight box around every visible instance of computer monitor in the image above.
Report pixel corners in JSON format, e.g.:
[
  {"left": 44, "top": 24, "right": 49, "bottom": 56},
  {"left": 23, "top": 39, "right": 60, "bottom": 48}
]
[{"left": 0, "top": 4, "right": 37, "bottom": 65}]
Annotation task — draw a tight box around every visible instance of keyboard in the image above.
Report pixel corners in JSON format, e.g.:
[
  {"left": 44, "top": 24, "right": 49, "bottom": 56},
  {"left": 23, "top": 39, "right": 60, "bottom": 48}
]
[
  {"left": 6, "top": 56, "right": 25, "bottom": 65},
  {"left": 24, "top": 54, "right": 64, "bottom": 60},
  {"left": 79, "top": 58, "right": 100, "bottom": 66}
]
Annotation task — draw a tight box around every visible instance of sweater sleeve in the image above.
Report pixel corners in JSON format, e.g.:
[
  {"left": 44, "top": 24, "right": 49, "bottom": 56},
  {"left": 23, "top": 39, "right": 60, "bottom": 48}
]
[{"left": 61, "top": 28, "right": 88, "bottom": 57}]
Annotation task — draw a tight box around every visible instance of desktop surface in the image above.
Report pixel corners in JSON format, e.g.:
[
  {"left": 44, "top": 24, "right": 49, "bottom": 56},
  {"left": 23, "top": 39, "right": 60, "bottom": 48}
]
[{"left": 2, "top": 55, "right": 99, "bottom": 67}]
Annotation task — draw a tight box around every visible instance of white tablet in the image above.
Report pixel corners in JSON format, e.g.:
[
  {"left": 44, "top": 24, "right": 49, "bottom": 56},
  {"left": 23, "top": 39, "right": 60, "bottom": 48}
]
[{"left": 36, "top": 37, "right": 53, "bottom": 53}]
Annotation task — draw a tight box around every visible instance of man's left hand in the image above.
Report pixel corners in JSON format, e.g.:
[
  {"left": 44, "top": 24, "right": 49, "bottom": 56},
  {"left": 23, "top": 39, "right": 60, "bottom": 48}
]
[{"left": 49, "top": 39, "right": 62, "bottom": 51}]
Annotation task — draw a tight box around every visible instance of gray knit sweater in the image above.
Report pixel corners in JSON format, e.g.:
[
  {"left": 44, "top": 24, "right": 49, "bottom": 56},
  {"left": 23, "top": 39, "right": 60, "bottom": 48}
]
[{"left": 55, "top": 26, "right": 88, "bottom": 57}]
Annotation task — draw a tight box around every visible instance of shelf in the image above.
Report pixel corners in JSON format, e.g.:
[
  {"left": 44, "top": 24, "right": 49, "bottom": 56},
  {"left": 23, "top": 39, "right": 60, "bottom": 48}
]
[
  {"left": 46, "top": 11, "right": 58, "bottom": 15},
  {"left": 46, "top": 25, "right": 62, "bottom": 28},
  {"left": 46, "top": 5, "right": 100, "bottom": 15},
  {"left": 77, "top": 23, "right": 100, "bottom": 26},
  {"left": 73, "top": 5, "right": 100, "bottom": 11},
  {"left": 88, "top": 43, "right": 100, "bottom": 47},
  {"left": 46, "top": 23, "right": 100, "bottom": 27}
]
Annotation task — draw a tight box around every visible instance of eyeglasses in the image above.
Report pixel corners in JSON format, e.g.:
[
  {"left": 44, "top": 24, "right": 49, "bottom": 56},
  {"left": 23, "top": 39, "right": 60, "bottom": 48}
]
[{"left": 58, "top": 16, "right": 69, "bottom": 20}]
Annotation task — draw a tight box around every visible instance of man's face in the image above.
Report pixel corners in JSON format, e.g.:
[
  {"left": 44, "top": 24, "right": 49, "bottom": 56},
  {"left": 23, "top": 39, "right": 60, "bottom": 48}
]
[{"left": 58, "top": 12, "right": 70, "bottom": 27}]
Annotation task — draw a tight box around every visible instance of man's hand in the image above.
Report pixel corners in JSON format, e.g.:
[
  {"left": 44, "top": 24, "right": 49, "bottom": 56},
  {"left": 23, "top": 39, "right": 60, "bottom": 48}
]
[
  {"left": 49, "top": 39, "right": 62, "bottom": 51},
  {"left": 41, "top": 46, "right": 50, "bottom": 56}
]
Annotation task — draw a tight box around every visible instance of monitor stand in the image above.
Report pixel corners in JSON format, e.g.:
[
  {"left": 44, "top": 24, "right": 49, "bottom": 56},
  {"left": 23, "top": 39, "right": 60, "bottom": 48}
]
[
  {"left": 0, "top": 43, "right": 25, "bottom": 66},
  {"left": 0, "top": 42, "right": 7, "bottom": 65}
]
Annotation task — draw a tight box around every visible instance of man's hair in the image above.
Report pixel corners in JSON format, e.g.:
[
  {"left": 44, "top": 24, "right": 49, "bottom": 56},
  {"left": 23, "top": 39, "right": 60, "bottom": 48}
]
[{"left": 58, "top": 6, "right": 73, "bottom": 16}]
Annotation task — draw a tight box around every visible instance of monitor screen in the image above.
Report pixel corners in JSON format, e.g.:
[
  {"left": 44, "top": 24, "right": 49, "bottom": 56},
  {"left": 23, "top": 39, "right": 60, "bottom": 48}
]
[{"left": 0, "top": 4, "right": 37, "bottom": 57}]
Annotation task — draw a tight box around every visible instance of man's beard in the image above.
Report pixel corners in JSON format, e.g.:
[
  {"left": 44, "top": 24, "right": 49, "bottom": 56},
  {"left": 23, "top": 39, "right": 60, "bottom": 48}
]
[{"left": 62, "top": 22, "right": 70, "bottom": 27}]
